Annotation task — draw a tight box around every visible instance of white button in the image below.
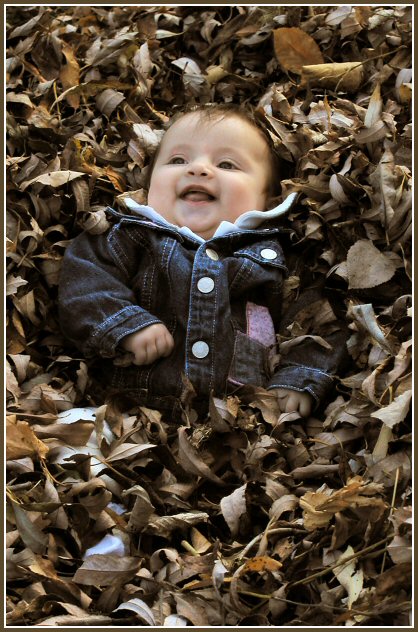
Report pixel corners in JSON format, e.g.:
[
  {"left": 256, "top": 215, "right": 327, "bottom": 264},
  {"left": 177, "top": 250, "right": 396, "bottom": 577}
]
[
  {"left": 260, "top": 248, "right": 278, "bottom": 260},
  {"left": 197, "top": 277, "right": 214, "bottom": 293},
  {"left": 192, "top": 341, "right": 209, "bottom": 358},
  {"left": 206, "top": 248, "right": 219, "bottom": 261}
]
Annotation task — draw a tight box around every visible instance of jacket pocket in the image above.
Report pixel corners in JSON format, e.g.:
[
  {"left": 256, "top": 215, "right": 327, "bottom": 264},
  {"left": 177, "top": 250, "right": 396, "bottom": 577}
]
[
  {"left": 228, "top": 330, "right": 272, "bottom": 387},
  {"left": 230, "top": 242, "right": 287, "bottom": 294},
  {"left": 234, "top": 241, "right": 287, "bottom": 270}
]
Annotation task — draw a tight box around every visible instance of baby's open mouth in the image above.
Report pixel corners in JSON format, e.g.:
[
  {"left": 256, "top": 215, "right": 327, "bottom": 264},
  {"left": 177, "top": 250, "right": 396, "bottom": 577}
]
[{"left": 180, "top": 189, "right": 215, "bottom": 202}]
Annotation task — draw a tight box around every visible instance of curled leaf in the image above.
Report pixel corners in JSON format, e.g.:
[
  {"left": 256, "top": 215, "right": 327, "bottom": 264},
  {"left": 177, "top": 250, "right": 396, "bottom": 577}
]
[
  {"left": 6, "top": 416, "right": 49, "bottom": 460},
  {"left": 220, "top": 484, "right": 247, "bottom": 536},
  {"left": 301, "top": 61, "right": 364, "bottom": 92},
  {"left": 370, "top": 390, "right": 412, "bottom": 428}
]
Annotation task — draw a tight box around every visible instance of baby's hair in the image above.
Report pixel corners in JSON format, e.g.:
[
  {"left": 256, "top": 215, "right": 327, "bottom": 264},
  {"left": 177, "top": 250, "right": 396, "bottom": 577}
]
[{"left": 144, "top": 103, "right": 285, "bottom": 202}]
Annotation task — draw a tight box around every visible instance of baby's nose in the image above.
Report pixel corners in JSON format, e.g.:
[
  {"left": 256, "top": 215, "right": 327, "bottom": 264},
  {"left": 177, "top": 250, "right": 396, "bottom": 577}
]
[{"left": 187, "top": 159, "right": 211, "bottom": 176}]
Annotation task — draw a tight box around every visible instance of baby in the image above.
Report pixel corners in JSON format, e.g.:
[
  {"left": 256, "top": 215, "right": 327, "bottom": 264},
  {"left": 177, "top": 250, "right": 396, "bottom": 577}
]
[{"left": 59, "top": 104, "right": 344, "bottom": 418}]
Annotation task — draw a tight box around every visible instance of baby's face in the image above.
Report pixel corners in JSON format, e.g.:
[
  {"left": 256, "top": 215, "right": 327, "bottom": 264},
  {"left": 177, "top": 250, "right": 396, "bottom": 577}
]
[{"left": 147, "top": 113, "right": 271, "bottom": 240}]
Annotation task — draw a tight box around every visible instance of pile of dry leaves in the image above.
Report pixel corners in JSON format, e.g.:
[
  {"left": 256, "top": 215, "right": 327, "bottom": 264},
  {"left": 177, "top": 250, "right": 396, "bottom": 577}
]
[{"left": 6, "top": 5, "right": 412, "bottom": 627}]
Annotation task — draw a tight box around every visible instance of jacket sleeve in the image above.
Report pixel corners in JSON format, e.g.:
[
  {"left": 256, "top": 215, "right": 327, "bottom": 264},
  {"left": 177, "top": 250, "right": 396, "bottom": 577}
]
[
  {"left": 58, "top": 225, "right": 162, "bottom": 358},
  {"left": 267, "top": 287, "right": 349, "bottom": 407}
]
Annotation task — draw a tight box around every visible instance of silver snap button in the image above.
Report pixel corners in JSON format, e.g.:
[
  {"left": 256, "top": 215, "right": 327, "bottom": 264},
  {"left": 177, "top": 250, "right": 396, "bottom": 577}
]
[
  {"left": 197, "top": 277, "right": 215, "bottom": 293},
  {"left": 206, "top": 248, "right": 219, "bottom": 261},
  {"left": 260, "top": 248, "right": 278, "bottom": 260},
  {"left": 192, "top": 341, "right": 209, "bottom": 358}
]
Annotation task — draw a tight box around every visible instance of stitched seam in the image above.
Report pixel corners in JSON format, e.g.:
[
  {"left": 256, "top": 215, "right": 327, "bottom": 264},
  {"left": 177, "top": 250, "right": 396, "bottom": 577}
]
[
  {"left": 230, "top": 259, "right": 254, "bottom": 292},
  {"left": 277, "top": 363, "right": 333, "bottom": 377},
  {"left": 163, "top": 237, "right": 177, "bottom": 334},
  {"left": 267, "top": 384, "right": 320, "bottom": 401},
  {"left": 108, "top": 229, "right": 130, "bottom": 277},
  {"left": 209, "top": 265, "right": 218, "bottom": 393}
]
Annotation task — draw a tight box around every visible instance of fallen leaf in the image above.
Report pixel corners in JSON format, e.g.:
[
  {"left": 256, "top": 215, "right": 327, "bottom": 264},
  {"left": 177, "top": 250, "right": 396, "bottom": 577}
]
[
  {"left": 73, "top": 554, "right": 141, "bottom": 586},
  {"left": 6, "top": 416, "right": 49, "bottom": 459},
  {"left": 238, "top": 556, "right": 282, "bottom": 574},
  {"left": 11, "top": 504, "right": 48, "bottom": 554},
  {"left": 370, "top": 390, "right": 412, "bottom": 428},
  {"left": 331, "top": 545, "right": 364, "bottom": 608},
  {"left": 301, "top": 62, "right": 364, "bottom": 92},
  {"left": 20, "top": 170, "right": 86, "bottom": 190},
  {"left": 273, "top": 27, "right": 323, "bottom": 73},
  {"left": 346, "top": 240, "right": 397, "bottom": 289},
  {"left": 220, "top": 484, "right": 247, "bottom": 536},
  {"left": 177, "top": 427, "right": 225, "bottom": 485},
  {"left": 60, "top": 42, "right": 81, "bottom": 108},
  {"left": 145, "top": 511, "right": 209, "bottom": 538},
  {"left": 113, "top": 598, "right": 156, "bottom": 626}
]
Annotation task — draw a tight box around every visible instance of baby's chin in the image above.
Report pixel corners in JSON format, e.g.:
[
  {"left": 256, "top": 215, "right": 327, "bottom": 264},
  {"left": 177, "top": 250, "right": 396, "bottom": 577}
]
[
  {"left": 195, "top": 228, "right": 216, "bottom": 240},
  {"left": 176, "top": 213, "right": 219, "bottom": 240},
  {"left": 181, "top": 222, "right": 216, "bottom": 240}
]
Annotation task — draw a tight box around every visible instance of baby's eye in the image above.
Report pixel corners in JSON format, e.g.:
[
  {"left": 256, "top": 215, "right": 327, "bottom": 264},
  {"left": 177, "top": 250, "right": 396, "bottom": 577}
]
[
  {"left": 169, "top": 157, "right": 186, "bottom": 165},
  {"left": 218, "top": 160, "right": 236, "bottom": 170}
]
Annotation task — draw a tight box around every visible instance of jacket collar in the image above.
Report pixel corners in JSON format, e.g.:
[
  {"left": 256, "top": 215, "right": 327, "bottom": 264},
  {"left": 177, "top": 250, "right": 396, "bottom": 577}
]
[{"left": 123, "top": 192, "right": 298, "bottom": 244}]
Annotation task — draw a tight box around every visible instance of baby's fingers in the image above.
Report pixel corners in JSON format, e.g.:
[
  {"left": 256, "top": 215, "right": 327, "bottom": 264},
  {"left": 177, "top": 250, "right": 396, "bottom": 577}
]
[
  {"left": 158, "top": 330, "right": 175, "bottom": 357},
  {"left": 283, "top": 392, "right": 300, "bottom": 413},
  {"left": 132, "top": 346, "right": 149, "bottom": 365},
  {"left": 298, "top": 394, "right": 313, "bottom": 417},
  {"left": 284, "top": 392, "right": 313, "bottom": 417}
]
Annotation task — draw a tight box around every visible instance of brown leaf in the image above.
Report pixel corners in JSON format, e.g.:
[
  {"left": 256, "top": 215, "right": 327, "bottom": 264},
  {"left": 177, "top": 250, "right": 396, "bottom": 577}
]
[
  {"left": 177, "top": 426, "right": 225, "bottom": 485},
  {"left": 301, "top": 62, "right": 364, "bottom": 92},
  {"left": 330, "top": 545, "right": 363, "bottom": 608},
  {"left": 6, "top": 416, "right": 49, "bottom": 460},
  {"left": 73, "top": 554, "right": 141, "bottom": 586},
  {"left": 145, "top": 511, "right": 209, "bottom": 538},
  {"left": 122, "top": 485, "right": 155, "bottom": 532},
  {"left": 269, "top": 494, "right": 299, "bottom": 521},
  {"left": 238, "top": 556, "right": 282, "bottom": 574},
  {"left": 20, "top": 170, "right": 86, "bottom": 190},
  {"left": 370, "top": 390, "right": 412, "bottom": 428},
  {"left": 6, "top": 362, "right": 20, "bottom": 402},
  {"left": 107, "top": 441, "right": 156, "bottom": 462},
  {"left": 32, "top": 420, "right": 94, "bottom": 446},
  {"left": 273, "top": 27, "right": 324, "bottom": 74},
  {"left": 113, "top": 598, "right": 156, "bottom": 626},
  {"left": 60, "top": 42, "right": 81, "bottom": 108},
  {"left": 6, "top": 274, "right": 28, "bottom": 296},
  {"left": 11, "top": 504, "right": 49, "bottom": 554},
  {"left": 300, "top": 476, "right": 387, "bottom": 531},
  {"left": 220, "top": 484, "right": 246, "bottom": 536},
  {"left": 346, "top": 240, "right": 397, "bottom": 289},
  {"left": 95, "top": 89, "right": 125, "bottom": 117}
]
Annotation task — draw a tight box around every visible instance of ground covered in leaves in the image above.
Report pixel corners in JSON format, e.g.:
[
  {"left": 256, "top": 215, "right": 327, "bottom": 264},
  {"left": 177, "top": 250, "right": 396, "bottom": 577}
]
[{"left": 6, "top": 5, "right": 412, "bottom": 627}]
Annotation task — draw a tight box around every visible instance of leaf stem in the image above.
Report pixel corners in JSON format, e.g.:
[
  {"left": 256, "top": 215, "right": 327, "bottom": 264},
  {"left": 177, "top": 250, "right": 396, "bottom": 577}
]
[
  {"left": 380, "top": 467, "right": 400, "bottom": 573},
  {"left": 288, "top": 535, "right": 394, "bottom": 588}
]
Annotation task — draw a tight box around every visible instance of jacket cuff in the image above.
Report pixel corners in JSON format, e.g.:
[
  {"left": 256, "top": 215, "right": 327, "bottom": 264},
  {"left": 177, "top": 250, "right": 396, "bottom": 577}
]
[
  {"left": 86, "top": 306, "right": 162, "bottom": 357},
  {"left": 267, "top": 364, "right": 334, "bottom": 406}
]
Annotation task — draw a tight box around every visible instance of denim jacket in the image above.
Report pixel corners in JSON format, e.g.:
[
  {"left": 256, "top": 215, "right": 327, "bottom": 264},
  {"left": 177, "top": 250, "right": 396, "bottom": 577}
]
[{"left": 58, "top": 194, "right": 347, "bottom": 413}]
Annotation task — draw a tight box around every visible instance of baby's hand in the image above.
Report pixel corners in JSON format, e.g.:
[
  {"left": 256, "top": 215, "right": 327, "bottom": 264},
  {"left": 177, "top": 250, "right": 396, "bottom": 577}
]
[
  {"left": 272, "top": 387, "right": 313, "bottom": 418},
  {"left": 121, "top": 324, "right": 174, "bottom": 365}
]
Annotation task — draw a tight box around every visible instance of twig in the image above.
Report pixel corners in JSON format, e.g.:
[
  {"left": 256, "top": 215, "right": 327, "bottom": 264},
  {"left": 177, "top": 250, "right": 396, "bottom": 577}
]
[
  {"left": 181, "top": 540, "right": 201, "bottom": 556},
  {"left": 333, "top": 45, "right": 408, "bottom": 92},
  {"left": 270, "top": 594, "right": 411, "bottom": 618},
  {"left": 380, "top": 467, "right": 400, "bottom": 573},
  {"left": 52, "top": 79, "right": 61, "bottom": 120},
  {"left": 238, "top": 525, "right": 305, "bottom": 560},
  {"left": 288, "top": 535, "right": 394, "bottom": 588}
]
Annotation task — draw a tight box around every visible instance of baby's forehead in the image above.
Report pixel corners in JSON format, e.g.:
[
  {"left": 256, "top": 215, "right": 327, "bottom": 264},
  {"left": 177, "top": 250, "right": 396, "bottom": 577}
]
[
  {"left": 168, "top": 111, "right": 246, "bottom": 132},
  {"left": 161, "top": 111, "right": 268, "bottom": 148}
]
